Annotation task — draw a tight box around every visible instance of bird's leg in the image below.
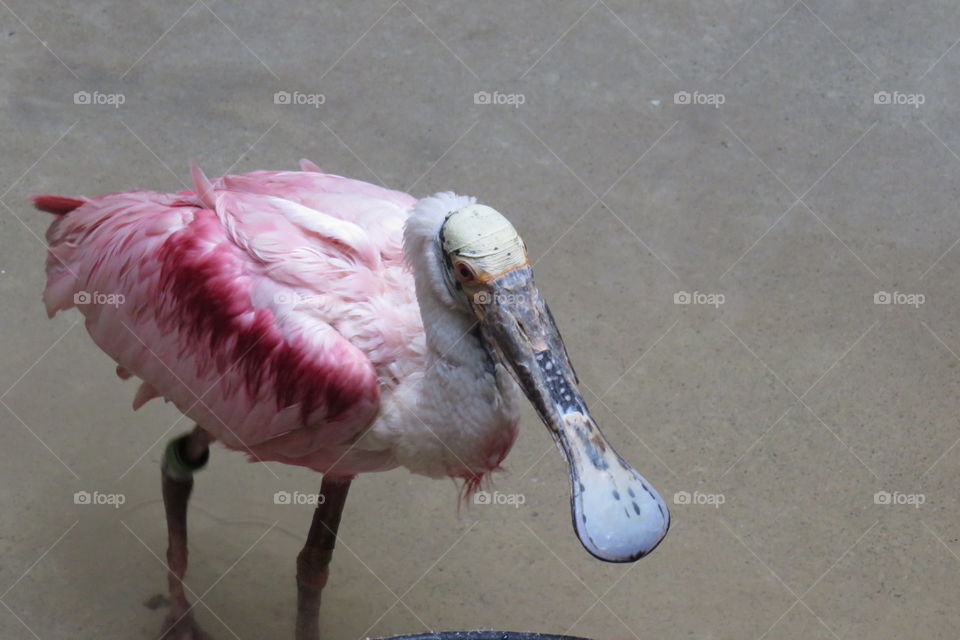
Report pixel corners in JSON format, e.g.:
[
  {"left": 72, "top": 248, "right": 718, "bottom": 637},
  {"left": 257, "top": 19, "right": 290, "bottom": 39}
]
[
  {"left": 295, "top": 475, "right": 352, "bottom": 640},
  {"left": 158, "top": 425, "right": 212, "bottom": 640}
]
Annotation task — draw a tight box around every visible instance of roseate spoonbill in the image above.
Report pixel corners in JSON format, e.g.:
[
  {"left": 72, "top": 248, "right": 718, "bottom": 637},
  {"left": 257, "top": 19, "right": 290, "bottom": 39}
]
[{"left": 33, "top": 161, "right": 669, "bottom": 640}]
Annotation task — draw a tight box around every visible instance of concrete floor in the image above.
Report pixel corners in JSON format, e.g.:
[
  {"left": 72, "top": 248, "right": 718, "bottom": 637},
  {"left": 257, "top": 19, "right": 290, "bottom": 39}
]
[{"left": 2, "top": 0, "right": 960, "bottom": 638}]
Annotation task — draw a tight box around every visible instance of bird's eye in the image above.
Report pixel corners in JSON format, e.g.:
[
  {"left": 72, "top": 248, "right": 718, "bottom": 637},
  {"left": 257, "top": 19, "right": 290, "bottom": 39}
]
[{"left": 455, "top": 261, "right": 476, "bottom": 282}]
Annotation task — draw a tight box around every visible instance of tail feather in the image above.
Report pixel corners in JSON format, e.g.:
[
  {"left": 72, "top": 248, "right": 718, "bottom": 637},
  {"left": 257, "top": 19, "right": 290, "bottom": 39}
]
[
  {"left": 32, "top": 195, "right": 86, "bottom": 215},
  {"left": 299, "top": 158, "right": 323, "bottom": 172}
]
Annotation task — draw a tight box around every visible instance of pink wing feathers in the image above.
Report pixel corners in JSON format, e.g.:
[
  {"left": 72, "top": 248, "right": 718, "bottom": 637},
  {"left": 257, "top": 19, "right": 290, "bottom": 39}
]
[{"left": 37, "top": 163, "right": 421, "bottom": 474}]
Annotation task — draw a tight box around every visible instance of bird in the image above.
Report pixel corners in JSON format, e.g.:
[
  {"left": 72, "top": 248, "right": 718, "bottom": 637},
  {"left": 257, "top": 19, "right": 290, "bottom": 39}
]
[{"left": 33, "top": 160, "right": 670, "bottom": 640}]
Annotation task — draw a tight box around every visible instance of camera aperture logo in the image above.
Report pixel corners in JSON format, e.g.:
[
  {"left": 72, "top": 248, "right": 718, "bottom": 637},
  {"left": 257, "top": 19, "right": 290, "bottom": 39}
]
[
  {"left": 473, "top": 490, "right": 526, "bottom": 508},
  {"left": 74, "top": 290, "right": 125, "bottom": 308},
  {"left": 674, "top": 90, "right": 725, "bottom": 108},
  {"left": 674, "top": 290, "right": 725, "bottom": 308},
  {"left": 274, "top": 490, "right": 326, "bottom": 506},
  {"left": 274, "top": 91, "right": 325, "bottom": 108},
  {"left": 874, "top": 491, "right": 924, "bottom": 508},
  {"left": 873, "top": 91, "right": 924, "bottom": 108},
  {"left": 74, "top": 490, "right": 126, "bottom": 509},
  {"left": 474, "top": 90, "right": 525, "bottom": 108},
  {"left": 73, "top": 90, "right": 125, "bottom": 108},
  {"left": 874, "top": 291, "right": 924, "bottom": 308},
  {"left": 673, "top": 490, "right": 725, "bottom": 508}
]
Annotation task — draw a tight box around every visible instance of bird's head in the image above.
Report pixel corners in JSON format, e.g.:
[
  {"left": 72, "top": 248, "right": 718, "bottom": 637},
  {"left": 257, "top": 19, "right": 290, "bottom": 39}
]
[{"left": 412, "top": 198, "right": 670, "bottom": 562}]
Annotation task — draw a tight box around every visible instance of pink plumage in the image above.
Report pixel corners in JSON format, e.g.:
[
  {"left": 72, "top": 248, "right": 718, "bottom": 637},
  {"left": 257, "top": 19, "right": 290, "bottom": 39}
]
[
  {"left": 36, "top": 162, "right": 448, "bottom": 476},
  {"left": 35, "top": 159, "right": 672, "bottom": 639}
]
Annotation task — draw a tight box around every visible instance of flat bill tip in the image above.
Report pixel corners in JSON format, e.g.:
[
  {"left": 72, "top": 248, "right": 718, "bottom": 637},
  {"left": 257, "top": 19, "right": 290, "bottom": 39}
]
[{"left": 569, "top": 454, "right": 670, "bottom": 562}]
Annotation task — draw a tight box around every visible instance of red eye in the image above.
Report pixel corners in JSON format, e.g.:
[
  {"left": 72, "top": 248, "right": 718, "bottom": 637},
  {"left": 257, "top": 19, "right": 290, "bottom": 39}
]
[{"left": 455, "top": 262, "right": 476, "bottom": 282}]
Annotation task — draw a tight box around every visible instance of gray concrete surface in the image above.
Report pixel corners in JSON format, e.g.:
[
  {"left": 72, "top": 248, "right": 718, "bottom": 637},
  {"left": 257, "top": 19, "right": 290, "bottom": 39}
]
[{"left": 2, "top": 1, "right": 960, "bottom": 638}]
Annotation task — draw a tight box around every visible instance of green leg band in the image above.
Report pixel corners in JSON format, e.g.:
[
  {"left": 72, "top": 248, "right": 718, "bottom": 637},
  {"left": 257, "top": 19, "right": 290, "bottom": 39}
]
[{"left": 162, "top": 435, "right": 209, "bottom": 481}]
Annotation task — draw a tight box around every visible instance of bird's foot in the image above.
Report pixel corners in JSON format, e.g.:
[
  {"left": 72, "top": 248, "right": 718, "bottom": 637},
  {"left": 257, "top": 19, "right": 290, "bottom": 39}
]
[{"left": 158, "top": 608, "right": 213, "bottom": 640}]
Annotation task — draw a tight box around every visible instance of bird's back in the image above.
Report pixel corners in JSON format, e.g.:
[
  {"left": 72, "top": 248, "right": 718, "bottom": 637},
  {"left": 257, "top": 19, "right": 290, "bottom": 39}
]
[{"left": 37, "top": 162, "right": 425, "bottom": 474}]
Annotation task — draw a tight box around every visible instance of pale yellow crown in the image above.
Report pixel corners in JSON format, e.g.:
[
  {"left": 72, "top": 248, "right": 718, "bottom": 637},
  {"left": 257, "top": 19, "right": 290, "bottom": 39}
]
[{"left": 441, "top": 205, "right": 528, "bottom": 278}]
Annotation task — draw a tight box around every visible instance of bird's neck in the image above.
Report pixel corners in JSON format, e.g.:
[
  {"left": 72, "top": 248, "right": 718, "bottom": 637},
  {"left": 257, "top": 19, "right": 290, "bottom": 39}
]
[
  {"left": 404, "top": 268, "right": 515, "bottom": 482},
  {"left": 403, "top": 190, "right": 498, "bottom": 381},
  {"left": 416, "top": 286, "right": 492, "bottom": 372}
]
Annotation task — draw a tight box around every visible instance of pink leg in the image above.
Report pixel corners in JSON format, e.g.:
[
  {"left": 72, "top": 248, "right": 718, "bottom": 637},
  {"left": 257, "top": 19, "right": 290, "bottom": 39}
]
[
  {"left": 158, "top": 425, "right": 212, "bottom": 640},
  {"left": 296, "top": 476, "right": 352, "bottom": 640}
]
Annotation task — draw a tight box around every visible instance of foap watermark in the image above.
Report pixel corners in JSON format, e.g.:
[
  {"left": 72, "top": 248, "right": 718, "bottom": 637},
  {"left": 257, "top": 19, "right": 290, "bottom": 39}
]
[
  {"left": 473, "top": 490, "right": 526, "bottom": 508},
  {"left": 274, "top": 490, "right": 326, "bottom": 506},
  {"left": 473, "top": 291, "right": 527, "bottom": 305},
  {"left": 274, "top": 90, "right": 326, "bottom": 108},
  {"left": 673, "top": 490, "right": 725, "bottom": 508},
  {"left": 874, "top": 291, "right": 924, "bottom": 308},
  {"left": 273, "top": 291, "right": 324, "bottom": 305},
  {"left": 874, "top": 490, "right": 925, "bottom": 508},
  {"left": 874, "top": 90, "right": 925, "bottom": 109},
  {"left": 74, "top": 490, "right": 126, "bottom": 509},
  {"left": 674, "top": 90, "right": 725, "bottom": 108},
  {"left": 73, "top": 90, "right": 126, "bottom": 108},
  {"left": 74, "top": 290, "right": 125, "bottom": 308},
  {"left": 474, "top": 90, "right": 525, "bottom": 108},
  {"left": 674, "top": 290, "right": 725, "bottom": 308},
  {"left": 274, "top": 291, "right": 302, "bottom": 305}
]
